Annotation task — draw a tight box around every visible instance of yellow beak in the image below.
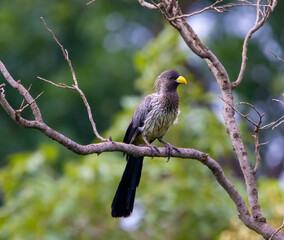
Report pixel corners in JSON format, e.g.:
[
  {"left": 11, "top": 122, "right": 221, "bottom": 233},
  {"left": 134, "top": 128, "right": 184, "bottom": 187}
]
[{"left": 176, "top": 76, "right": 187, "bottom": 84}]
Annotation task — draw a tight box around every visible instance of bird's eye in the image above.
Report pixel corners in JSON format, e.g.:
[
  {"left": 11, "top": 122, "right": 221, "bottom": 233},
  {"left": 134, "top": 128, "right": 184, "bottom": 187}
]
[{"left": 169, "top": 76, "right": 174, "bottom": 80}]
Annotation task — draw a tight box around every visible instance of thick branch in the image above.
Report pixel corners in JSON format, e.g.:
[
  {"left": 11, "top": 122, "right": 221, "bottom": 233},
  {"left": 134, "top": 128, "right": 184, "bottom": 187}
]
[
  {"left": 138, "top": 0, "right": 283, "bottom": 239},
  {"left": 169, "top": 5, "right": 264, "bottom": 220}
]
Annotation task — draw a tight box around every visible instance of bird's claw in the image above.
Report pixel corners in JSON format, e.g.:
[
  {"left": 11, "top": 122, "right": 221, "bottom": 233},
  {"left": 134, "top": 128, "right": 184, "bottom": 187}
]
[
  {"left": 140, "top": 144, "right": 160, "bottom": 158},
  {"left": 150, "top": 145, "right": 160, "bottom": 158},
  {"left": 164, "top": 143, "right": 180, "bottom": 162}
]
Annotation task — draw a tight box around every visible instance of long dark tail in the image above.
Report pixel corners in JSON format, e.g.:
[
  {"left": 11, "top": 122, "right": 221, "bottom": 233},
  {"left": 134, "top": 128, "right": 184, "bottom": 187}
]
[{"left": 111, "top": 155, "right": 144, "bottom": 218}]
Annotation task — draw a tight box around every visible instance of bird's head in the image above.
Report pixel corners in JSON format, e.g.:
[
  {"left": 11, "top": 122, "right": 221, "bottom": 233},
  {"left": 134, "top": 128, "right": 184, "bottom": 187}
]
[{"left": 155, "top": 70, "right": 187, "bottom": 93}]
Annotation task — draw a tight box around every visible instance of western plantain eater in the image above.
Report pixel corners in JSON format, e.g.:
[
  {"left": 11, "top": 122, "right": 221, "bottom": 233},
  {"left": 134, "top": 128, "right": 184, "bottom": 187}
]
[{"left": 111, "top": 70, "right": 187, "bottom": 218}]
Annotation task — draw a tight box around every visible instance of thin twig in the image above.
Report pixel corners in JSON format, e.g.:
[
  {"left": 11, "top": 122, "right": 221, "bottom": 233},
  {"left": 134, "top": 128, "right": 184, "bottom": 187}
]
[
  {"left": 138, "top": 0, "right": 159, "bottom": 10},
  {"left": 40, "top": 17, "right": 107, "bottom": 142},
  {"left": 220, "top": 97, "right": 258, "bottom": 126},
  {"left": 37, "top": 76, "right": 74, "bottom": 89},
  {"left": 235, "top": 101, "right": 265, "bottom": 174},
  {"left": 40, "top": 17, "right": 78, "bottom": 86},
  {"left": 269, "top": 219, "right": 284, "bottom": 240},
  {"left": 261, "top": 95, "right": 284, "bottom": 130},
  {"left": 169, "top": 1, "right": 266, "bottom": 20},
  {"left": 86, "top": 0, "right": 97, "bottom": 5},
  {"left": 150, "top": 0, "right": 170, "bottom": 20},
  {"left": 261, "top": 116, "right": 284, "bottom": 130},
  {"left": 236, "top": 101, "right": 265, "bottom": 123},
  {"left": 272, "top": 119, "right": 284, "bottom": 130},
  {"left": 16, "top": 91, "right": 44, "bottom": 114},
  {"left": 273, "top": 98, "right": 284, "bottom": 106},
  {"left": 267, "top": 49, "right": 284, "bottom": 64},
  {"left": 232, "top": 0, "right": 276, "bottom": 88},
  {"left": 19, "top": 84, "right": 32, "bottom": 110},
  {"left": 220, "top": 97, "right": 266, "bottom": 174}
]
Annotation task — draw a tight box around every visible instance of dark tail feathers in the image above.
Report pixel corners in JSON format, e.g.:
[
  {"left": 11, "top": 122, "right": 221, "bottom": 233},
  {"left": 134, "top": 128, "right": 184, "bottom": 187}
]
[{"left": 111, "top": 155, "right": 143, "bottom": 218}]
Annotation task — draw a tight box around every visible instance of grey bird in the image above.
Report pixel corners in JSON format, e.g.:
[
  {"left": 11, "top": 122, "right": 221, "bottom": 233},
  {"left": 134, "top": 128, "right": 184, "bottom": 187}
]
[{"left": 111, "top": 70, "right": 187, "bottom": 218}]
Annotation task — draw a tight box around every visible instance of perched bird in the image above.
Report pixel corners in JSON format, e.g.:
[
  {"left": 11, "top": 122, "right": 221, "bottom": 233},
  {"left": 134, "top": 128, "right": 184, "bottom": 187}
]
[{"left": 111, "top": 70, "right": 187, "bottom": 218}]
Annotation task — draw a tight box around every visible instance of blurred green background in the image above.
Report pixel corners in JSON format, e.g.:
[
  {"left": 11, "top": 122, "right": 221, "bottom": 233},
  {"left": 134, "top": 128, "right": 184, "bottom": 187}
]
[{"left": 0, "top": 0, "right": 283, "bottom": 239}]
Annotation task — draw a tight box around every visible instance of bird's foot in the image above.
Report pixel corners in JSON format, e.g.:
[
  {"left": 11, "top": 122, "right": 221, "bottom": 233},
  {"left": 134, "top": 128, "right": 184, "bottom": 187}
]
[
  {"left": 150, "top": 145, "right": 160, "bottom": 158},
  {"left": 165, "top": 143, "right": 180, "bottom": 162},
  {"left": 140, "top": 144, "right": 160, "bottom": 158},
  {"left": 144, "top": 144, "right": 160, "bottom": 158},
  {"left": 158, "top": 138, "right": 180, "bottom": 162},
  {"left": 142, "top": 136, "right": 160, "bottom": 158}
]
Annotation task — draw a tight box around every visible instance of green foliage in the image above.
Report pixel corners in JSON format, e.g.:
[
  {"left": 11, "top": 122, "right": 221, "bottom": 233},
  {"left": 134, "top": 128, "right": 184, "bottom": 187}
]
[{"left": 0, "top": 1, "right": 283, "bottom": 239}]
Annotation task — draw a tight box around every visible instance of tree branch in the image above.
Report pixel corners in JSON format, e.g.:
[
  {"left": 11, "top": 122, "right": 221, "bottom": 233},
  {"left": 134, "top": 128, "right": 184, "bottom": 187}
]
[
  {"left": 267, "top": 49, "right": 284, "bottom": 64},
  {"left": 269, "top": 220, "right": 284, "bottom": 240},
  {"left": 232, "top": 0, "right": 277, "bottom": 88},
  {"left": 0, "top": 58, "right": 253, "bottom": 230},
  {"left": 0, "top": 62, "right": 43, "bottom": 122},
  {"left": 138, "top": 0, "right": 284, "bottom": 239},
  {"left": 0, "top": 1, "right": 282, "bottom": 238},
  {"left": 39, "top": 17, "right": 107, "bottom": 142},
  {"left": 86, "top": 0, "right": 97, "bottom": 5},
  {"left": 168, "top": 0, "right": 270, "bottom": 21},
  {"left": 219, "top": 98, "right": 268, "bottom": 175},
  {"left": 137, "top": 0, "right": 160, "bottom": 9}
]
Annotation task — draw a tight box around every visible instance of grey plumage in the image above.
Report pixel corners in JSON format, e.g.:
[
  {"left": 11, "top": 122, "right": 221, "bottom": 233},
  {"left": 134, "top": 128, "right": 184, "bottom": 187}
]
[{"left": 111, "top": 70, "right": 187, "bottom": 218}]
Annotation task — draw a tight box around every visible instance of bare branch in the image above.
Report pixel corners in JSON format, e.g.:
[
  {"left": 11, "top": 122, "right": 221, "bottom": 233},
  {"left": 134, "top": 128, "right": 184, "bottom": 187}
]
[
  {"left": 219, "top": 98, "right": 266, "bottom": 174},
  {"left": 86, "top": 0, "right": 97, "bottom": 5},
  {"left": 40, "top": 17, "right": 78, "bottom": 86},
  {"left": 273, "top": 98, "right": 284, "bottom": 106},
  {"left": 137, "top": 2, "right": 284, "bottom": 238},
  {"left": 267, "top": 49, "right": 284, "bottom": 64},
  {"left": 160, "top": 0, "right": 265, "bottom": 222},
  {"left": 261, "top": 115, "right": 284, "bottom": 130},
  {"left": 39, "top": 17, "right": 107, "bottom": 142},
  {"left": 272, "top": 119, "right": 284, "bottom": 130},
  {"left": 0, "top": 61, "right": 43, "bottom": 122},
  {"left": 16, "top": 91, "right": 44, "bottom": 114},
  {"left": 232, "top": 0, "right": 277, "bottom": 88},
  {"left": 269, "top": 220, "right": 284, "bottom": 240},
  {"left": 219, "top": 97, "right": 258, "bottom": 126},
  {"left": 236, "top": 102, "right": 264, "bottom": 175},
  {"left": 261, "top": 95, "right": 284, "bottom": 130},
  {"left": 1, "top": 1, "right": 282, "bottom": 239},
  {"left": 19, "top": 84, "right": 32, "bottom": 110},
  {"left": 168, "top": 0, "right": 268, "bottom": 21},
  {"left": 138, "top": 0, "right": 160, "bottom": 9},
  {"left": 168, "top": 1, "right": 221, "bottom": 21},
  {"left": 37, "top": 76, "right": 74, "bottom": 89}
]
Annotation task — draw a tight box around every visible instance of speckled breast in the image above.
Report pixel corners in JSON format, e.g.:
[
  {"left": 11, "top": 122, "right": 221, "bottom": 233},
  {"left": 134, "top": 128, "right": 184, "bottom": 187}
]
[{"left": 143, "top": 93, "right": 179, "bottom": 142}]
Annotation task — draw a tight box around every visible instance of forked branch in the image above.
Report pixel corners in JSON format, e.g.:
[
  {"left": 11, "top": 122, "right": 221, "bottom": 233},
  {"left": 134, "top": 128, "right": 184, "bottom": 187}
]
[
  {"left": 39, "top": 17, "right": 107, "bottom": 142},
  {"left": 232, "top": 0, "right": 277, "bottom": 88}
]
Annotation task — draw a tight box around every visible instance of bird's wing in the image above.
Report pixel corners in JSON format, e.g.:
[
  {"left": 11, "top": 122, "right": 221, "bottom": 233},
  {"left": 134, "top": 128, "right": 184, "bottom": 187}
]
[{"left": 123, "top": 94, "right": 154, "bottom": 144}]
